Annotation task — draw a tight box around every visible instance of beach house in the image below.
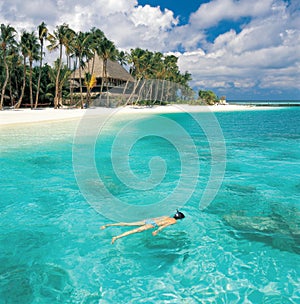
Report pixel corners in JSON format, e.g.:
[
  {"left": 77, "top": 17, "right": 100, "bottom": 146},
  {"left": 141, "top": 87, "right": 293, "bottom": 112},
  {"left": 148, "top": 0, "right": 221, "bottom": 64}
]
[{"left": 70, "top": 55, "right": 135, "bottom": 95}]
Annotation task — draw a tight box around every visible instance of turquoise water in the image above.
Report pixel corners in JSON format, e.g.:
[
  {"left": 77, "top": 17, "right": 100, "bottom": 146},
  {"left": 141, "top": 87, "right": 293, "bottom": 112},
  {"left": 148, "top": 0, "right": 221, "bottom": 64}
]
[{"left": 0, "top": 108, "right": 299, "bottom": 303}]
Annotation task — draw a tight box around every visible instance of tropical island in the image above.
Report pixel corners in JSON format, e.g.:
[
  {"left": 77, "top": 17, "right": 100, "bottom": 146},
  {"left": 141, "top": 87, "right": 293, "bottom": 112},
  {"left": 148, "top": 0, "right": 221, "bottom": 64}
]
[
  {"left": 0, "top": 22, "right": 224, "bottom": 110},
  {"left": 1, "top": 18, "right": 299, "bottom": 304}
]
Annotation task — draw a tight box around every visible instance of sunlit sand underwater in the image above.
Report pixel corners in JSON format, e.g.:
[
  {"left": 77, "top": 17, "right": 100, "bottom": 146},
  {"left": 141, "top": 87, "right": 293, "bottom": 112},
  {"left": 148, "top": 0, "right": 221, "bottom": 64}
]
[{"left": 0, "top": 108, "right": 299, "bottom": 303}]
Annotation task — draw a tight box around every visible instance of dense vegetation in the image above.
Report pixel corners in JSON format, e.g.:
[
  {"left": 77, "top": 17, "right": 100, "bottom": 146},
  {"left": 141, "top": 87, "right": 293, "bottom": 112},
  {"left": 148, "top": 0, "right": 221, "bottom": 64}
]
[
  {"left": 198, "top": 90, "right": 218, "bottom": 105},
  {"left": 0, "top": 23, "right": 198, "bottom": 109}
]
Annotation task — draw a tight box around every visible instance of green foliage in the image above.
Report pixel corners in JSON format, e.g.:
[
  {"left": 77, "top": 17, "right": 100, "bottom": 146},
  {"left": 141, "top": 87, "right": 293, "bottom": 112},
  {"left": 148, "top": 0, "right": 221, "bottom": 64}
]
[
  {"left": 127, "top": 48, "right": 191, "bottom": 89},
  {"left": 0, "top": 23, "right": 17, "bottom": 109},
  {"left": 0, "top": 22, "right": 194, "bottom": 108},
  {"left": 198, "top": 89, "right": 218, "bottom": 105}
]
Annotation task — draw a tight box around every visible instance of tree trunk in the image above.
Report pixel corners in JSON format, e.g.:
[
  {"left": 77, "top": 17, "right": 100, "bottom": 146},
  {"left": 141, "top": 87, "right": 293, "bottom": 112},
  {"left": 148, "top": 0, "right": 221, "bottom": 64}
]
[
  {"left": 145, "top": 80, "right": 153, "bottom": 101},
  {"left": 160, "top": 80, "right": 165, "bottom": 105},
  {"left": 100, "top": 60, "right": 105, "bottom": 98},
  {"left": 91, "top": 53, "right": 96, "bottom": 75},
  {"left": 85, "top": 53, "right": 97, "bottom": 108},
  {"left": 153, "top": 79, "right": 159, "bottom": 104},
  {"left": 78, "top": 55, "right": 84, "bottom": 109},
  {"left": 0, "top": 55, "right": 9, "bottom": 110},
  {"left": 105, "top": 61, "right": 110, "bottom": 107},
  {"left": 9, "top": 73, "right": 14, "bottom": 107},
  {"left": 15, "top": 57, "right": 27, "bottom": 109},
  {"left": 35, "top": 43, "right": 43, "bottom": 108},
  {"left": 86, "top": 87, "right": 90, "bottom": 108},
  {"left": 121, "top": 79, "right": 129, "bottom": 105},
  {"left": 125, "top": 78, "right": 140, "bottom": 106},
  {"left": 29, "top": 59, "right": 33, "bottom": 109},
  {"left": 54, "top": 44, "right": 63, "bottom": 109},
  {"left": 135, "top": 79, "right": 146, "bottom": 105},
  {"left": 70, "top": 57, "right": 78, "bottom": 106}
]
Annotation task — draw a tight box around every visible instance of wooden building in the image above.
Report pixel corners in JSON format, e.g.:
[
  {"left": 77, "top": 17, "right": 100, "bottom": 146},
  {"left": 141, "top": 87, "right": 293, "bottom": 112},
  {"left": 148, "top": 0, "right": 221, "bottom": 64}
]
[{"left": 70, "top": 55, "right": 135, "bottom": 94}]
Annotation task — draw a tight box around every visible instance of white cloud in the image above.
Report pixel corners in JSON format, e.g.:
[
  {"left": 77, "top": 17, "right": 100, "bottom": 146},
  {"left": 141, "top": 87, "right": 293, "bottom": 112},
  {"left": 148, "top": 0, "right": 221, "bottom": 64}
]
[
  {"left": 48, "top": 1, "right": 177, "bottom": 50},
  {"left": 130, "top": 5, "right": 178, "bottom": 30},
  {"left": 234, "top": 80, "right": 256, "bottom": 89},
  {"left": 189, "top": 0, "right": 273, "bottom": 29},
  {"left": 0, "top": 0, "right": 58, "bottom": 31},
  {"left": 0, "top": 0, "right": 299, "bottom": 98},
  {"left": 177, "top": 0, "right": 300, "bottom": 96}
]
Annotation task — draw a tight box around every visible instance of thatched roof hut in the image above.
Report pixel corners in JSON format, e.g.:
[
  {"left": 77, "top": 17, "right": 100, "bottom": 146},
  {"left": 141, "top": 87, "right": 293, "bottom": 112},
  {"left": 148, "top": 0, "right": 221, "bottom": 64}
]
[{"left": 70, "top": 55, "right": 135, "bottom": 86}]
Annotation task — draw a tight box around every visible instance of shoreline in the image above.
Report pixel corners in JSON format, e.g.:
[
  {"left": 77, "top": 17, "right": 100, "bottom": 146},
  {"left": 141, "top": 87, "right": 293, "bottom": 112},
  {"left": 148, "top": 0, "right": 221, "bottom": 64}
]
[{"left": 0, "top": 104, "right": 282, "bottom": 126}]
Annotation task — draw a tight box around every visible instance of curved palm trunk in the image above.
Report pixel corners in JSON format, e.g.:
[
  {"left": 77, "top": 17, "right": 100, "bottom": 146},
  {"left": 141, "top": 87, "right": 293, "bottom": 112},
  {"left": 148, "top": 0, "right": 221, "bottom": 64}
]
[
  {"left": 85, "top": 60, "right": 91, "bottom": 108},
  {"left": 0, "top": 55, "right": 9, "bottom": 110},
  {"left": 85, "top": 53, "right": 96, "bottom": 108},
  {"left": 135, "top": 79, "right": 146, "bottom": 105},
  {"left": 70, "top": 57, "right": 78, "bottom": 106},
  {"left": 15, "top": 57, "right": 27, "bottom": 109},
  {"left": 35, "top": 43, "right": 43, "bottom": 108},
  {"left": 67, "top": 54, "right": 73, "bottom": 107},
  {"left": 104, "top": 59, "right": 110, "bottom": 107},
  {"left": 100, "top": 60, "right": 105, "bottom": 96},
  {"left": 91, "top": 52, "right": 96, "bottom": 75},
  {"left": 153, "top": 79, "right": 159, "bottom": 104},
  {"left": 54, "top": 44, "right": 63, "bottom": 108},
  {"left": 121, "top": 79, "right": 129, "bottom": 105},
  {"left": 125, "top": 78, "right": 141, "bottom": 106},
  {"left": 160, "top": 80, "right": 165, "bottom": 105},
  {"left": 145, "top": 80, "right": 153, "bottom": 102},
  {"left": 29, "top": 59, "right": 33, "bottom": 109},
  {"left": 9, "top": 73, "right": 14, "bottom": 107},
  {"left": 78, "top": 55, "right": 84, "bottom": 109}
]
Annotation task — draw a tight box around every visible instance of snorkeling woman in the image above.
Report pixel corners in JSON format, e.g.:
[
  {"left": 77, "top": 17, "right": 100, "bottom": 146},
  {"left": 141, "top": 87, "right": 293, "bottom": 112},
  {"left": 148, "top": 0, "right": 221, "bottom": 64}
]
[{"left": 101, "top": 210, "right": 185, "bottom": 244}]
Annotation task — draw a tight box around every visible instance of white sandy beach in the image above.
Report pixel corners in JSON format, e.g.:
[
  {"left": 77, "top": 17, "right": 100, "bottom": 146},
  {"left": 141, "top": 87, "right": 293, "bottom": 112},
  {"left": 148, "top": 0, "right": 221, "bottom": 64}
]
[{"left": 0, "top": 104, "right": 273, "bottom": 126}]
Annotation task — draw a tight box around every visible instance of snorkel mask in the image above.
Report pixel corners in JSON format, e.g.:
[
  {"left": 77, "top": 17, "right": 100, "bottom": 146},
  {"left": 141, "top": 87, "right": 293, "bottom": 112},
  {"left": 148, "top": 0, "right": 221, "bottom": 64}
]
[{"left": 173, "top": 209, "right": 185, "bottom": 220}]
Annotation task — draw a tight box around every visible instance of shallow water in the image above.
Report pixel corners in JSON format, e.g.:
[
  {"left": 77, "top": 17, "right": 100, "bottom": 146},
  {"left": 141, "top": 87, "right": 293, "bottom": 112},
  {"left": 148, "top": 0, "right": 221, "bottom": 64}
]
[{"left": 0, "top": 108, "right": 299, "bottom": 303}]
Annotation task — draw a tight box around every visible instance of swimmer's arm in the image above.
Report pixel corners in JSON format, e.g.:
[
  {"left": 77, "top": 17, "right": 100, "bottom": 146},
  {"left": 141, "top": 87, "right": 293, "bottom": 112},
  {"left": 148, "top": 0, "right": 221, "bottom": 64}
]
[{"left": 152, "top": 222, "right": 174, "bottom": 236}]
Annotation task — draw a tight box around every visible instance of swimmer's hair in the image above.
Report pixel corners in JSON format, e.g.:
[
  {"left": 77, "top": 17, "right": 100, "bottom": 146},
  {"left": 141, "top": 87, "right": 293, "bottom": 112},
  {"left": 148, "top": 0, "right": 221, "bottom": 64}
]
[{"left": 173, "top": 209, "right": 185, "bottom": 220}]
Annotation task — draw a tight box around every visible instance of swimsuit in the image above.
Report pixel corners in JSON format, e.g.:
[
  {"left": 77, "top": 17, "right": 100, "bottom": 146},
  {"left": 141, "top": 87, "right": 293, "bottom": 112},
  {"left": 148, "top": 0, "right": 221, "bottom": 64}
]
[{"left": 145, "top": 219, "right": 158, "bottom": 227}]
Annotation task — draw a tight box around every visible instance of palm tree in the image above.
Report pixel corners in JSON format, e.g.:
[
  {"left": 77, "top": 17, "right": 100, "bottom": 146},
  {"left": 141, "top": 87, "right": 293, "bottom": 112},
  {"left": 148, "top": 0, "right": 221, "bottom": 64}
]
[
  {"left": 128, "top": 48, "right": 148, "bottom": 79},
  {"left": 0, "top": 24, "right": 16, "bottom": 110},
  {"left": 126, "top": 48, "right": 152, "bottom": 105},
  {"left": 6, "top": 43, "right": 20, "bottom": 107},
  {"left": 96, "top": 37, "right": 116, "bottom": 100},
  {"left": 116, "top": 50, "right": 128, "bottom": 67},
  {"left": 116, "top": 50, "right": 131, "bottom": 102},
  {"left": 26, "top": 31, "right": 40, "bottom": 109},
  {"left": 47, "top": 23, "right": 75, "bottom": 108},
  {"left": 178, "top": 71, "right": 193, "bottom": 101},
  {"left": 48, "top": 60, "right": 71, "bottom": 103},
  {"left": 35, "top": 22, "right": 48, "bottom": 108},
  {"left": 162, "top": 55, "right": 179, "bottom": 102},
  {"left": 58, "top": 64, "right": 72, "bottom": 103},
  {"left": 15, "top": 31, "right": 30, "bottom": 109},
  {"left": 149, "top": 52, "right": 165, "bottom": 103},
  {"left": 72, "top": 31, "right": 93, "bottom": 108},
  {"left": 89, "top": 27, "right": 104, "bottom": 75}
]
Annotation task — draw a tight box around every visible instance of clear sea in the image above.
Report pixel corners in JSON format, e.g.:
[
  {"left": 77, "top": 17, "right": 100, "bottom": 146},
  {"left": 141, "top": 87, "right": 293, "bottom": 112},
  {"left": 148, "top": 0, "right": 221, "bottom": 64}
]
[{"left": 0, "top": 107, "right": 299, "bottom": 303}]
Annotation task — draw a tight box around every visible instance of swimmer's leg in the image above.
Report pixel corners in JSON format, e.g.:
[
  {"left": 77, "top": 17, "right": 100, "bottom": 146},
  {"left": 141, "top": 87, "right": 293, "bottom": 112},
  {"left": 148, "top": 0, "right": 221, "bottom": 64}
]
[
  {"left": 111, "top": 224, "right": 153, "bottom": 244},
  {"left": 101, "top": 220, "right": 146, "bottom": 230}
]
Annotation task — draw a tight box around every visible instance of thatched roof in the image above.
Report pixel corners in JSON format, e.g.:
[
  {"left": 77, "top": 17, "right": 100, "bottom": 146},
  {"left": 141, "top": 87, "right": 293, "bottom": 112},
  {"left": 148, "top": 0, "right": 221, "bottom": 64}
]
[{"left": 71, "top": 55, "right": 134, "bottom": 82}]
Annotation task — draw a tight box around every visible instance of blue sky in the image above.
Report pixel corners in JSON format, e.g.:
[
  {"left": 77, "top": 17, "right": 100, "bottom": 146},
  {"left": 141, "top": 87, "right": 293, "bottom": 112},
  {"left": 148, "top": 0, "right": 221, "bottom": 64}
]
[
  {"left": 138, "top": 0, "right": 203, "bottom": 25},
  {"left": 1, "top": 0, "right": 299, "bottom": 100}
]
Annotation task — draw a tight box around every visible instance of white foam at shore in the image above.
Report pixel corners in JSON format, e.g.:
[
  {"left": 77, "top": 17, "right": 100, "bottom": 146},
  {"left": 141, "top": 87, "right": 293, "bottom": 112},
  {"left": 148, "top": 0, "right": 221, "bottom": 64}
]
[{"left": 0, "top": 104, "right": 275, "bottom": 126}]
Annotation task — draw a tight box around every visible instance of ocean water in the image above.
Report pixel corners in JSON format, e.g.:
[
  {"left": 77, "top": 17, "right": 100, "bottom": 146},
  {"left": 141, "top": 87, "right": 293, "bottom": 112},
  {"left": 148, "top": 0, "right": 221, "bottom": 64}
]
[{"left": 0, "top": 107, "right": 299, "bottom": 303}]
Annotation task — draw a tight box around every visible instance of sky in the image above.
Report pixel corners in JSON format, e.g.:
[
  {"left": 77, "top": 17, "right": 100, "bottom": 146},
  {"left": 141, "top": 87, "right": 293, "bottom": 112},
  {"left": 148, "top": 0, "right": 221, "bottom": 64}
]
[{"left": 1, "top": 0, "right": 300, "bottom": 100}]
